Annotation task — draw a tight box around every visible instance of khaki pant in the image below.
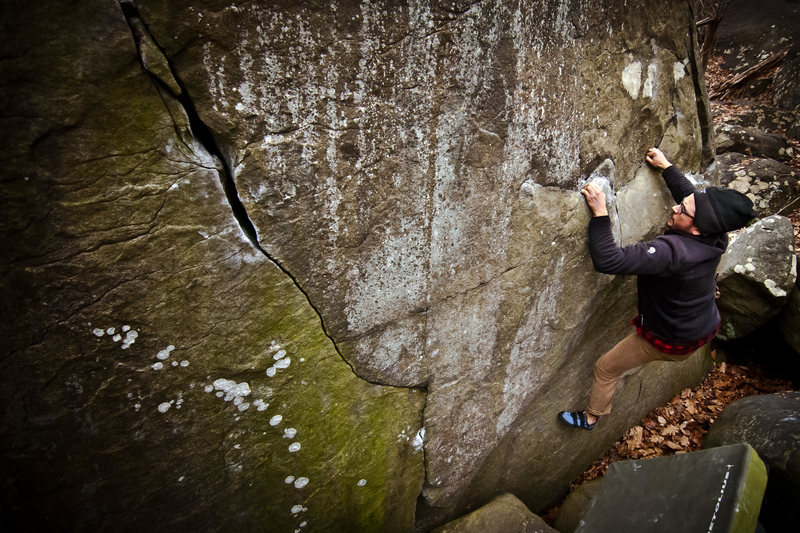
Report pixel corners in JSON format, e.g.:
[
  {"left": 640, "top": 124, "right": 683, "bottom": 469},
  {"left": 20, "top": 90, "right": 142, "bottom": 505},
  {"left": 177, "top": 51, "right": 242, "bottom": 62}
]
[{"left": 586, "top": 333, "right": 699, "bottom": 417}]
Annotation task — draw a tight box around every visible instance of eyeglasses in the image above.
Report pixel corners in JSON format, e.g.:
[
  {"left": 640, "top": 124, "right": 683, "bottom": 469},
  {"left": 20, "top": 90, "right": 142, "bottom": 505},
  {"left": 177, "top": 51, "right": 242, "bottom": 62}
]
[{"left": 678, "top": 201, "right": 694, "bottom": 219}]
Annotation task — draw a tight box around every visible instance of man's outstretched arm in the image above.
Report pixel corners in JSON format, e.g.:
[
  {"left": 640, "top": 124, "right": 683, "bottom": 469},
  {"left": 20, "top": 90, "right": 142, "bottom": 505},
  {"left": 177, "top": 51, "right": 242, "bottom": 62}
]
[
  {"left": 580, "top": 182, "right": 673, "bottom": 275},
  {"left": 646, "top": 147, "right": 695, "bottom": 203}
]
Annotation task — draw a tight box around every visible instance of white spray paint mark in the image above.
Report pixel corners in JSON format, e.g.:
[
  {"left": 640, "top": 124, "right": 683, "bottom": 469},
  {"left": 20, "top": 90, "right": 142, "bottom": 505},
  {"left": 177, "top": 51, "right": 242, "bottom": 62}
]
[
  {"left": 642, "top": 61, "right": 658, "bottom": 99},
  {"left": 707, "top": 464, "right": 734, "bottom": 532},
  {"left": 91, "top": 324, "right": 138, "bottom": 349},
  {"left": 411, "top": 428, "right": 425, "bottom": 451},
  {"left": 622, "top": 61, "right": 642, "bottom": 98},
  {"left": 673, "top": 61, "right": 686, "bottom": 82}
]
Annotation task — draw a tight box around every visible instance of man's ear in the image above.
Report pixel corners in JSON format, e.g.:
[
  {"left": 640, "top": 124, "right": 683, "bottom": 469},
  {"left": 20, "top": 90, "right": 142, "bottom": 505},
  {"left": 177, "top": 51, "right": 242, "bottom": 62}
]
[{"left": 690, "top": 227, "right": 702, "bottom": 236}]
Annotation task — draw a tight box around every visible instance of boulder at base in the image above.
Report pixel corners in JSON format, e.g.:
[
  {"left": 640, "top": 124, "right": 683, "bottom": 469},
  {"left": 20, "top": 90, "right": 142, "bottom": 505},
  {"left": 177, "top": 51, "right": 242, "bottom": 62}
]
[
  {"left": 715, "top": 153, "right": 799, "bottom": 217},
  {"left": 575, "top": 444, "right": 767, "bottom": 533},
  {"left": 553, "top": 479, "right": 603, "bottom": 533},
  {"left": 714, "top": 123, "right": 795, "bottom": 164},
  {"left": 431, "top": 493, "right": 556, "bottom": 533},
  {"left": 704, "top": 392, "right": 800, "bottom": 533},
  {"left": 716, "top": 215, "right": 797, "bottom": 340},
  {"left": 778, "top": 277, "right": 800, "bottom": 354}
]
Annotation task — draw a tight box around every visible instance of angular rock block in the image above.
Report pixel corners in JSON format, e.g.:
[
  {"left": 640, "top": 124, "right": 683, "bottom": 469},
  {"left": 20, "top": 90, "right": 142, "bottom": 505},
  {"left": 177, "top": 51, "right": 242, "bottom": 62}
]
[
  {"left": 714, "top": 122, "right": 795, "bottom": 163},
  {"left": 431, "top": 493, "right": 556, "bottom": 533},
  {"left": 575, "top": 444, "right": 766, "bottom": 533},
  {"left": 704, "top": 392, "right": 800, "bottom": 532},
  {"left": 716, "top": 215, "right": 797, "bottom": 340}
]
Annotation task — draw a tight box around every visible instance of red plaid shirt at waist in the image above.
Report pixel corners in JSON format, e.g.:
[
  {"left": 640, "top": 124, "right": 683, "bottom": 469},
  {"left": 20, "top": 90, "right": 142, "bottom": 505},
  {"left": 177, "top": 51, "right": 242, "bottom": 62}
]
[{"left": 631, "top": 315, "right": 719, "bottom": 355}]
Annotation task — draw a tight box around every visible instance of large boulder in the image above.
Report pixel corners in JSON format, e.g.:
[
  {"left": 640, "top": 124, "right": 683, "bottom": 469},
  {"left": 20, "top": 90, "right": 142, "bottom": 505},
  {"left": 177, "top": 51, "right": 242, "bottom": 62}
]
[
  {"left": 139, "top": 0, "right": 717, "bottom": 522},
  {"left": 704, "top": 392, "right": 800, "bottom": 533},
  {"left": 1, "top": 0, "right": 717, "bottom": 528},
  {"left": 714, "top": 123, "right": 794, "bottom": 163},
  {"left": 0, "top": 2, "right": 424, "bottom": 532},
  {"left": 716, "top": 215, "right": 797, "bottom": 340},
  {"left": 715, "top": 153, "right": 800, "bottom": 216},
  {"left": 715, "top": 0, "right": 800, "bottom": 76},
  {"left": 715, "top": 0, "right": 800, "bottom": 110},
  {"left": 715, "top": 103, "right": 799, "bottom": 133}
]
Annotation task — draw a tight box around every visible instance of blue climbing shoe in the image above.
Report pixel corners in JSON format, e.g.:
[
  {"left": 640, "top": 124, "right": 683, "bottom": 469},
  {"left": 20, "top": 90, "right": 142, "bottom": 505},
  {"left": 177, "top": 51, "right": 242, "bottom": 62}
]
[{"left": 558, "top": 410, "right": 595, "bottom": 430}]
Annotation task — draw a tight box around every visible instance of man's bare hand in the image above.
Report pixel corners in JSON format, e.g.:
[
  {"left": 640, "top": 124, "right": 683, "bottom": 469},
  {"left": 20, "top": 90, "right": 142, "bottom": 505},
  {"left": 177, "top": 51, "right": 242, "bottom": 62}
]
[
  {"left": 580, "top": 182, "right": 608, "bottom": 217},
  {"left": 646, "top": 147, "right": 671, "bottom": 170}
]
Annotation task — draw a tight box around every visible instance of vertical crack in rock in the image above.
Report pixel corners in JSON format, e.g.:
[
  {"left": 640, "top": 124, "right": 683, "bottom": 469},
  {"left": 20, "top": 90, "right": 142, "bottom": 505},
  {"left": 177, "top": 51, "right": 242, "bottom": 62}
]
[
  {"left": 117, "top": 1, "right": 416, "bottom": 389},
  {"left": 118, "top": 0, "right": 258, "bottom": 247}
]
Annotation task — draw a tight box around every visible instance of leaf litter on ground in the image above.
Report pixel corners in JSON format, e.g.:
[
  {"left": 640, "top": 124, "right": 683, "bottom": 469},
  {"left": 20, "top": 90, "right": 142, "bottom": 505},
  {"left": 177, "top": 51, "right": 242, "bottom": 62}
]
[
  {"left": 543, "top": 359, "right": 793, "bottom": 525},
  {"left": 571, "top": 359, "right": 792, "bottom": 488}
]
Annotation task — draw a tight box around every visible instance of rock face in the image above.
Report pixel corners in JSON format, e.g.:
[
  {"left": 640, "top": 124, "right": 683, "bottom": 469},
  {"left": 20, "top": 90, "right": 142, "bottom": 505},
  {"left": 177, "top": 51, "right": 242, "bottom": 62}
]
[
  {"left": 716, "top": 216, "right": 797, "bottom": 340},
  {"left": 1, "top": 0, "right": 716, "bottom": 529},
  {"left": 704, "top": 392, "right": 800, "bottom": 533},
  {"left": 0, "top": 2, "right": 424, "bottom": 532}
]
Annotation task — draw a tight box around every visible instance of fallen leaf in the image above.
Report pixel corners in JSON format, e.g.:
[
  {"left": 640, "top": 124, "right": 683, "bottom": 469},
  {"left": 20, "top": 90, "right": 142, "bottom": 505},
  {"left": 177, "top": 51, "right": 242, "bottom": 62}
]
[{"left": 662, "top": 425, "right": 680, "bottom": 436}]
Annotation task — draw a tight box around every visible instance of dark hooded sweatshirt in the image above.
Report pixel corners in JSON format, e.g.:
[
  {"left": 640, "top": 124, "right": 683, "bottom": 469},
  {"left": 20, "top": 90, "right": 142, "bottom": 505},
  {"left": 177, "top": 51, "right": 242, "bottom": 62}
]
[{"left": 587, "top": 166, "right": 727, "bottom": 345}]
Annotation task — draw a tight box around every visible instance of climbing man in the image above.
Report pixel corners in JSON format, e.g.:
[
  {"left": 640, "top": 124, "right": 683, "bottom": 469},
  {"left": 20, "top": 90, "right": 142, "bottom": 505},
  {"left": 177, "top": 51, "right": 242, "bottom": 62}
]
[{"left": 558, "top": 147, "right": 756, "bottom": 430}]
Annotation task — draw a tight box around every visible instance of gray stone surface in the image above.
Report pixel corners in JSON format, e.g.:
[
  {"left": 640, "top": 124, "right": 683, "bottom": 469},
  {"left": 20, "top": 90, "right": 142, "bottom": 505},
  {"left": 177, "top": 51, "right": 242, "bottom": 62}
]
[
  {"left": 714, "top": 123, "right": 794, "bottom": 163},
  {"left": 713, "top": 0, "right": 800, "bottom": 109},
  {"left": 716, "top": 104, "right": 800, "bottom": 134},
  {"left": 716, "top": 0, "right": 800, "bottom": 76},
  {"left": 553, "top": 479, "right": 603, "bottom": 533},
  {"left": 717, "top": 215, "right": 797, "bottom": 340},
  {"left": 0, "top": 2, "right": 424, "bottom": 531},
  {"left": 138, "top": 0, "right": 713, "bottom": 515},
  {"left": 704, "top": 392, "right": 800, "bottom": 533},
  {"left": 715, "top": 152, "right": 800, "bottom": 217},
  {"left": 431, "top": 493, "right": 556, "bottom": 533},
  {"left": 773, "top": 45, "right": 800, "bottom": 110},
  {"left": 1, "top": 0, "right": 717, "bottom": 529},
  {"left": 575, "top": 444, "right": 767, "bottom": 533},
  {"left": 779, "top": 278, "right": 800, "bottom": 353}
]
